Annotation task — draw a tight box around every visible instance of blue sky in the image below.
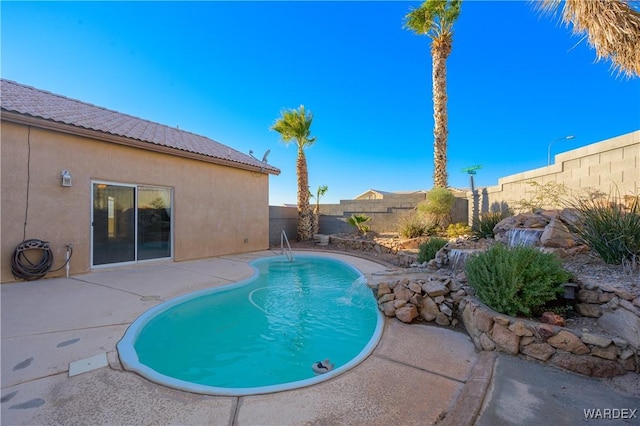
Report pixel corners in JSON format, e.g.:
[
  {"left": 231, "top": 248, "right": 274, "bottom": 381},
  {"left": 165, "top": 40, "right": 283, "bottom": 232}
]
[{"left": 2, "top": 1, "right": 639, "bottom": 205}]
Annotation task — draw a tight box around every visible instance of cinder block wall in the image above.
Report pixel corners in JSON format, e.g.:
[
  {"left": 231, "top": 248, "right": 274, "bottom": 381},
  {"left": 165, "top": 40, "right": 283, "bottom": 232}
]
[
  {"left": 469, "top": 131, "right": 639, "bottom": 222},
  {"left": 269, "top": 206, "right": 298, "bottom": 246},
  {"left": 314, "top": 194, "right": 468, "bottom": 235}
]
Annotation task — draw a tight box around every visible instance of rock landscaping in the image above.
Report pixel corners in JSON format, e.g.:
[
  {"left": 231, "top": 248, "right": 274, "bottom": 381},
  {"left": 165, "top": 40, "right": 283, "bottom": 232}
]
[
  {"left": 294, "top": 209, "right": 639, "bottom": 378},
  {"left": 367, "top": 267, "right": 638, "bottom": 378}
]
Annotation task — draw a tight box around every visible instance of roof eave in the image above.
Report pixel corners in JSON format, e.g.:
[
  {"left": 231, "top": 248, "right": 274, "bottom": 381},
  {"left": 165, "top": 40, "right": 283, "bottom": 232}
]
[{"left": 1, "top": 110, "right": 281, "bottom": 176}]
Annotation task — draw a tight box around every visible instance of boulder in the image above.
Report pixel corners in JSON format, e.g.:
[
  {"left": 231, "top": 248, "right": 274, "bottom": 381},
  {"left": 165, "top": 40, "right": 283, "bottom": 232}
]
[
  {"left": 439, "top": 303, "right": 453, "bottom": 317},
  {"left": 540, "top": 312, "right": 565, "bottom": 327},
  {"left": 540, "top": 218, "right": 576, "bottom": 248},
  {"left": 491, "top": 323, "right": 520, "bottom": 355},
  {"left": 396, "top": 305, "right": 418, "bottom": 323},
  {"left": 509, "top": 320, "right": 534, "bottom": 337},
  {"left": 435, "top": 312, "right": 450, "bottom": 326},
  {"left": 377, "top": 282, "right": 391, "bottom": 297},
  {"left": 580, "top": 333, "right": 612, "bottom": 348},
  {"left": 480, "top": 333, "right": 496, "bottom": 351},
  {"left": 422, "top": 282, "right": 449, "bottom": 297},
  {"left": 575, "top": 303, "right": 601, "bottom": 318},
  {"left": 521, "top": 342, "right": 555, "bottom": 361},
  {"left": 590, "top": 345, "right": 617, "bottom": 360},
  {"left": 393, "top": 285, "right": 414, "bottom": 302},
  {"left": 547, "top": 331, "right": 590, "bottom": 355},
  {"left": 577, "top": 290, "right": 599, "bottom": 303},
  {"left": 419, "top": 297, "right": 439, "bottom": 322},
  {"left": 380, "top": 300, "right": 396, "bottom": 317},
  {"left": 551, "top": 352, "right": 626, "bottom": 377},
  {"left": 599, "top": 308, "right": 640, "bottom": 349}
]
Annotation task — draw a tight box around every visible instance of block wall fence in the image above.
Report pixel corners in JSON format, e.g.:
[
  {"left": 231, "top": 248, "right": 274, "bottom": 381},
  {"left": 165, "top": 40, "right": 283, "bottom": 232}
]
[
  {"left": 469, "top": 131, "right": 639, "bottom": 224},
  {"left": 269, "top": 131, "right": 638, "bottom": 245}
]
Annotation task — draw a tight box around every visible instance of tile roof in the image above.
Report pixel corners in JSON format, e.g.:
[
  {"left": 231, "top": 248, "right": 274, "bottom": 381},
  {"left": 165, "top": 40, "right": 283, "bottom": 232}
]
[{"left": 0, "top": 79, "right": 279, "bottom": 174}]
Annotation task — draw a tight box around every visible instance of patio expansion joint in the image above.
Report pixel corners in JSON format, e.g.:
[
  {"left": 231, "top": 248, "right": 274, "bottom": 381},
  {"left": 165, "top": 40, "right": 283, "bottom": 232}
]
[
  {"left": 1, "top": 322, "right": 131, "bottom": 340},
  {"left": 162, "top": 263, "right": 245, "bottom": 283},
  {"left": 69, "top": 277, "right": 149, "bottom": 298},
  {"left": 229, "top": 396, "right": 241, "bottom": 426},
  {"left": 373, "top": 353, "right": 469, "bottom": 385},
  {"left": 1, "top": 370, "right": 69, "bottom": 390}
]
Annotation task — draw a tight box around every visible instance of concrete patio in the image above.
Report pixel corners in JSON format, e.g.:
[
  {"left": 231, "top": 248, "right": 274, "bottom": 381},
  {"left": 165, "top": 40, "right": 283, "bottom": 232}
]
[{"left": 1, "top": 251, "right": 485, "bottom": 425}]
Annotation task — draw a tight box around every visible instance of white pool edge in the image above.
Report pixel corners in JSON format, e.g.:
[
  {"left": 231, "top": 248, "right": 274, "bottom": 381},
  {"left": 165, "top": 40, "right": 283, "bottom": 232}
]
[{"left": 117, "top": 254, "right": 385, "bottom": 396}]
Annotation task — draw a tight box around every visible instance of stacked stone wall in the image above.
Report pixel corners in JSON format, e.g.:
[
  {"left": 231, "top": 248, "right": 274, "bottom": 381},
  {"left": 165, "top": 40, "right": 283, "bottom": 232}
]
[{"left": 370, "top": 273, "right": 639, "bottom": 378}]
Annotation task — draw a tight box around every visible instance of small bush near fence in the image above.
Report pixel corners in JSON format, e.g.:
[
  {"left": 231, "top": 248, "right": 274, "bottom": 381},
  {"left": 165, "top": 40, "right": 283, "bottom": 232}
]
[
  {"left": 446, "top": 222, "right": 471, "bottom": 239},
  {"left": 399, "top": 216, "right": 439, "bottom": 238},
  {"left": 471, "top": 211, "right": 511, "bottom": 240},
  {"left": 465, "top": 244, "right": 570, "bottom": 317},
  {"left": 417, "top": 237, "right": 448, "bottom": 264}
]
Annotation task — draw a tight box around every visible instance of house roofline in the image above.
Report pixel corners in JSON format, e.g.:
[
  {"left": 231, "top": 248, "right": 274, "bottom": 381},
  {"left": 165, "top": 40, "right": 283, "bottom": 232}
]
[{"left": 1, "top": 110, "right": 281, "bottom": 175}]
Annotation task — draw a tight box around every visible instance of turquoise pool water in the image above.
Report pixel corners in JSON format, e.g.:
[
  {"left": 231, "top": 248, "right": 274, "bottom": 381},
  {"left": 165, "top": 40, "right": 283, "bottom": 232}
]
[{"left": 117, "top": 255, "right": 383, "bottom": 395}]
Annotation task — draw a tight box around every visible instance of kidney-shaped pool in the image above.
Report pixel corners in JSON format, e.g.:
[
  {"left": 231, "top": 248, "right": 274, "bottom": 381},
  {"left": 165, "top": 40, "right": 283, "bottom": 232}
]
[{"left": 117, "top": 255, "right": 383, "bottom": 395}]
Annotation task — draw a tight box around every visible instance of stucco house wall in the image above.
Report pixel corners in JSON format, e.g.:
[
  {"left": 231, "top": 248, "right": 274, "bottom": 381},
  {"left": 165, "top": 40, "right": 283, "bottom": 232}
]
[
  {"left": 469, "top": 131, "right": 639, "bottom": 221},
  {"left": 1, "top": 80, "right": 279, "bottom": 283}
]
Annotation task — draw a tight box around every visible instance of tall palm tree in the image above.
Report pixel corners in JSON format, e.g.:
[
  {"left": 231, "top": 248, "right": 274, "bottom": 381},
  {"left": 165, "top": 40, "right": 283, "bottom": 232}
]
[
  {"left": 534, "top": 0, "right": 640, "bottom": 78},
  {"left": 271, "top": 105, "right": 317, "bottom": 241},
  {"left": 404, "top": 0, "right": 462, "bottom": 189}
]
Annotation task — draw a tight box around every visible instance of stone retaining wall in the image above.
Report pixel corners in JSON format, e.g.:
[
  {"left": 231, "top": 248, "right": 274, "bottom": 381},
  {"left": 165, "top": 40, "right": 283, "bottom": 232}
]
[
  {"left": 329, "top": 234, "right": 421, "bottom": 266},
  {"left": 370, "top": 273, "right": 639, "bottom": 378}
]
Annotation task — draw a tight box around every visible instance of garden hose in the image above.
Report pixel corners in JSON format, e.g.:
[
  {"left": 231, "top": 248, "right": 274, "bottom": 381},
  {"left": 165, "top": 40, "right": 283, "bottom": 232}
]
[{"left": 11, "top": 239, "right": 73, "bottom": 281}]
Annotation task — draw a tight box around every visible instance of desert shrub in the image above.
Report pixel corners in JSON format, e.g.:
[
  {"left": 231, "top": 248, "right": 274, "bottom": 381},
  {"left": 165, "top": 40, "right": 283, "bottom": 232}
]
[
  {"left": 417, "top": 237, "right": 448, "bottom": 263},
  {"left": 446, "top": 222, "right": 471, "bottom": 239},
  {"left": 417, "top": 188, "right": 456, "bottom": 227},
  {"left": 465, "top": 244, "right": 570, "bottom": 317},
  {"left": 399, "top": 217, "right": 427, "bottom": 238},
  {"left": 565, "top": 191, "right": 640, "bottom": 267},
  {"left": 472, "top": 211, "right": 511, "bottom": 240},
  {"left": 511, "top": 181, "right": 568, "bottom": 213}
]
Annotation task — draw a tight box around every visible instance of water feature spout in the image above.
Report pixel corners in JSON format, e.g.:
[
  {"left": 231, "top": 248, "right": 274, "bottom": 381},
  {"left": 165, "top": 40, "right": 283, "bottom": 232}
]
[
  {"left": 507, "top": 228, "right": 543, "bottom": 247},
  {"left": 448, "top": 249, "right": 479, "bottom": 270}
]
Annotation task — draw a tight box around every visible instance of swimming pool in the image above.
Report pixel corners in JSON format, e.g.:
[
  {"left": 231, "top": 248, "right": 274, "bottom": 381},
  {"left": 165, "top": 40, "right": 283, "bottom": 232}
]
[{"left": 117, "top": 255, "right": 383, "bottom": 395}]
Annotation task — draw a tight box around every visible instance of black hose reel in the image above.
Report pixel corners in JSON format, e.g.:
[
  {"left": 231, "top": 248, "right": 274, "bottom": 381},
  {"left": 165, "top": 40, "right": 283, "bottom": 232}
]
[{"left": 11, "top": 239, "right": 73, "bottom": 281}]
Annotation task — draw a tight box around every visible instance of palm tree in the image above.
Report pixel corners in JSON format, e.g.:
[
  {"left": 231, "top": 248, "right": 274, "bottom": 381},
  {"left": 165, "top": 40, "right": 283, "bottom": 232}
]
[
  {"left": 311, "top": 185, "right": 328, "bottom": 235},
  {"left": 271, "top": 105, "right": 317, "bottom": 241},
  {"left": 534, "top": 0, "right": 640, "bottom": 78},
  {"left": 404, "top": 0, "right": 462, "bottom": 189}
]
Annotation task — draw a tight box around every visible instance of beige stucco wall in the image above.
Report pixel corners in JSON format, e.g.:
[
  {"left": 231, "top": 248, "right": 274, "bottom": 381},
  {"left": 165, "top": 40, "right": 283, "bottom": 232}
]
[
  {"left": 1, "top": 121, "right": 270, "bottom": 283},
  {"left": 470, "top": 130, "right": 639, "bottom": 218}
]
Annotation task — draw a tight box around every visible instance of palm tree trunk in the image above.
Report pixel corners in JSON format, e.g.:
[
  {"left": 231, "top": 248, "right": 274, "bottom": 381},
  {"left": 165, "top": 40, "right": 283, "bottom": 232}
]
[
  {"left": 296, "top": 146, "right": 313, "bottom": 241},
  {"left": 432, "top": 38, "right": 452, "bottom": 189}
]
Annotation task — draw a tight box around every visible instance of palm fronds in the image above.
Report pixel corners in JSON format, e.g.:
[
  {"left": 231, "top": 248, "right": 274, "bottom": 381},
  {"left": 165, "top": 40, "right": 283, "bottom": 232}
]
[{"left": 534, "top": 0, "right": 640, "bottom": 77}]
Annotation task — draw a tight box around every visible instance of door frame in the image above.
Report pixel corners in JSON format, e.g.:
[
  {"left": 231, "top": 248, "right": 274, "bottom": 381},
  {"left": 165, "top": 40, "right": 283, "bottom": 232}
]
[{"left": 90, "top": 180, "right": 174, "bottom": 268}]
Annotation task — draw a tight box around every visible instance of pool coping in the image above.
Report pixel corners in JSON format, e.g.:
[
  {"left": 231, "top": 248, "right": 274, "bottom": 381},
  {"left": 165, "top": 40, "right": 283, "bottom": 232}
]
[{"left": 117, "top": 254, "right": 385, "bottom": 396}]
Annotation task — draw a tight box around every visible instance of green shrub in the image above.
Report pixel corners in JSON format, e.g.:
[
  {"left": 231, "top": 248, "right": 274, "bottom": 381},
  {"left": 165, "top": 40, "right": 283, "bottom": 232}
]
[
  {"left": 347, "top": 214, "right": 371, "bottom": 236},
  {"left": 472, "top": 211, "right": 510, "bottom": 240},
  {"left": 465, "top": 244, "right": 570, "bottom": 317},
  {"left": 417, "top": 188, "right": 456, "bottom": 227},
  {"left": 417, "top": 237, "right": 448, "bottom": 263},
  {"left": 566, "top": 192, "right": 640, "bottom": 266},
  {"left": 399, "top": 217, "right": 427, "bottom": 238},
  {"left": 446, "top": 222, "right": 471, "bottom": 239}
]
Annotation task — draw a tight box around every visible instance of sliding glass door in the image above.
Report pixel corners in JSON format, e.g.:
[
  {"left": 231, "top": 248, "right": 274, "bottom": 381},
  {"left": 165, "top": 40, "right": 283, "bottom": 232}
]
[{"left": 92, "top": 182, "right": 172, "bottom": 266}]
